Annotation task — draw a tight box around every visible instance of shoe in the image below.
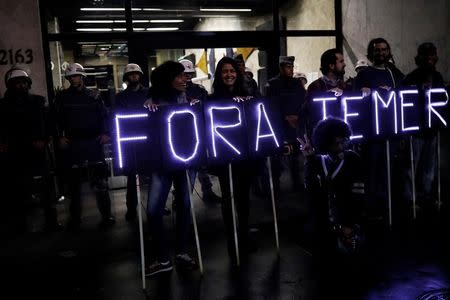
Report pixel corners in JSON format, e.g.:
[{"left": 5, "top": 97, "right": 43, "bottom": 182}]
[
  {"left": 175, "top": 253, "right": 198, "bottom": 271},
  {"left": 99, "top": 216, "right": 116, "bottom": 229},
  {"left": 202, "top": 190, "right": 222, "bottom": 203},
  {"left": 44, "top": 222, "right": 64, "bottom": 233},
  {"left": 66, "top": 220, "right": 81, "bottom": 232},
  {"left": 125, "top": 210, "right": 137, "bottom": 222},
  {"left": 145, "top": 260, "right": 173, "bottom": 276}
]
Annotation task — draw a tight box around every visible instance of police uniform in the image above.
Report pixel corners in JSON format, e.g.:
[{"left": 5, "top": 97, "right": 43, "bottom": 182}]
[
  {"left": 54, "top": 86, "right": 114, "bottom": 228},
  {"left": 0, "top": 90, "right": 58, "bottom": 231},
  {"left": 115, "top": 84, "right": 149, "bottom": 220},
  {"left": 266, "top": 56, "right": 306, "bottom": 192}
]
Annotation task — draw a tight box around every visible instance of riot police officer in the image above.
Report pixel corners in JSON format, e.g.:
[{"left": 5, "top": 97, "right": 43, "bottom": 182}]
[
  {"left": 54, "top": 63, "right": 115, "bottom": 230},
  {"left": 115, "top": 63, "right": 148, "bottom": 221},
  {"left": 0, "top": 67, "right": 60, "bottom": 233}
]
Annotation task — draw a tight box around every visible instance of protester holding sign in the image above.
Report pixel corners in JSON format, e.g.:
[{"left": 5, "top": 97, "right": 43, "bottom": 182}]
[
  {"left": 0, "top": 67, "right": 61, "bottom": 233},
  {"left": 53, "top": 63, "right": 115, "bottom": 231},
  {"left": 208, "top": 56, "right": 260, "bottom": 265},
  {"left": 143, "top": 61, "right": 198, "bottom": 276},
  {"left": 402, "top": 42, "right": 445, "bottom": 213},
  {"left": 354, "top": 38, "right": 405, "bottom": 221}
]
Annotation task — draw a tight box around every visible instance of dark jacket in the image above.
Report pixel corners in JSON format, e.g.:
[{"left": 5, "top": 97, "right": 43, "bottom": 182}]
[
  {"left": 266, "top": 75, "right": 306, "bottom": 141},
  {"left": 53, "top": 86, "right": 109, "bottom": 165},
  {"left": 0, "top": 90, "right": 49, "bottom": 172},
  {"left": 305, "top": 150, "right": 364, "bottom": 231},
  {"left": 355, "top": 64, "right": 404, "bottom": 90},
  {"left": 115, "top": 85, "right": 149, "bottom": 110},
  {"left": 186, "top": 82, "right": 208, "bottom": 102}
]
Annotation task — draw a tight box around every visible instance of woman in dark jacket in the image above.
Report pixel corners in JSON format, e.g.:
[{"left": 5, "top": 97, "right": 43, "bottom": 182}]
[
  {"left": 143, "top": 61, "right": 198, "bottom": 276},
  {"left": 208, "top": 56, "right": 259, "bottom": 265}
]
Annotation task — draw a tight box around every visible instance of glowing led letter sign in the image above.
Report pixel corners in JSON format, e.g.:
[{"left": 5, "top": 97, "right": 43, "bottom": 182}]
[
  {"left": 167, "top": 110, "right": 200, "bottom": 162},
  {"left": 399, "top": 90, "right": 420, "bottom": 132},
  {"left": 115, "top": 113, "right": 149, "bottom": 168},
  {"left": 427, "top": 88, "right": 449, "bottom": 128},
  {"left": 209, "top": 106, "right": 242, "bottom": 157},
  {"left": 313, "top": 97, "right": 338, "bottom": 120},
  {"left": 255, "top": 103, "right": 280, "bottom": 151},
  {"left": 372, "top": 91, "right": 397, "bottom": 135},
  {"left": 341, "top": 96, "right": 364, "bottom": 140}
]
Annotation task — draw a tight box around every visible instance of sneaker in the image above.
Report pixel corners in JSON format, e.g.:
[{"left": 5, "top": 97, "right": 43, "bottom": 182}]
[
  {"left": 175, "top": 253, "right": 198, "bottom": 270},
  {"left": 145, "top": 260, "right": 173, "bottom": 276},
  {"left": 125, "top": 210, "right": 136, "bottom": 222},
  {"left": 98, "top": 216, "right": 116, "bottom": 229},
  {"left": 202, "top": 190, "right": 222, "bottom": 203}
]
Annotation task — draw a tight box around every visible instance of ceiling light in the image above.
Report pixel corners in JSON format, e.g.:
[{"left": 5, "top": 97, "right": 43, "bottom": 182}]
[
  {"left": 200, "top": 8, "right": 252, "bottom": 12},
  {"left": 76, "top": 20, "right": 114, "bottom": 24},
  {"left": 132, "top": 20, "right": 150, "bottom": 23},
  {"left": 142, "top": 8, "right": 163, "bottom": 11},
  {"left": 113, "top": 28, "right": 127, "bottom": 31},
  {"left": 133, "top": 28, "right": 146, "bottom": 31},
  {"left": 80, "top": 8, "right": 125, "bottom": 11},
  {"left": 100, "top": 48, "right": 109, "bottom": 51},
  {"left": 76, "top": 28, "right": 113, "bottom": 32},
  {"left": 150, "top": 20, "right": 184, "bottom": 23},
  {"left": 146, "top": 27, "right": 179, "bottom": 31}
]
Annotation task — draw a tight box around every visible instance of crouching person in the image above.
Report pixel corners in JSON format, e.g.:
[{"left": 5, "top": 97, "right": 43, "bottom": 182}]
[{"left": 298, "top": 117, "right": 365, "bottom": 299}]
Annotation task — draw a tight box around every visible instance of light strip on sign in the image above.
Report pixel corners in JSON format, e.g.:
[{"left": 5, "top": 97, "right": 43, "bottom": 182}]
[
  {"left": 115, "top": 114, "right": 148, "bottom": 169},
  {"left": 427, "top": 88, "right": 449, "bottom": 128},
  {"left": 200, "top": 8, "right": 252, "bottom": 12},
  {"left": 167, "top": 110, "right": 200, "bottom": 162},
  {"left": 150, "top": 20, "right": 184, "bottom": 23},
  {"left": 341, "top": 96, "right": 364, "bottom": 140},
  {"left": 76, "top": 28, "right": 113, "bottom": 32},
  {"left": 399, "top": 90, "right": 420, "bottom": 132},
  {"left": 312, "top": 97, "right": 337, "bottom": 120},
  {"left": 373, "top": 90, "right": 397, "bottom": 135},
  {"left": 255, "top": 103, "right": 279, "bottom": 151},
  {"left": 209, "top": 106, "right": 242, "bottom": 157}
]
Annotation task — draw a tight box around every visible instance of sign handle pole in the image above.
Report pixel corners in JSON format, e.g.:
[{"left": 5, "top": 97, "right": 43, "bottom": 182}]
[
  {"left": 267, "top": 157, "right": 280, "bottom": 253},
  {"left": 386, "top": 140, "right": 393, "bottom": 227},
  {"left": 186, "top": 170, "right": 204, "bottom": 275},
  {"left": 409, "top": 136, "right": 417, "bottom": 219},
  {"left": 437, "top": 131, "right": 442, "bottom": 212},
  {"left": 136, "top": 174, "right": 146, "bottom": 290},
  {"left": 228, "top": 163, "right": 240, "bottom": 266}
]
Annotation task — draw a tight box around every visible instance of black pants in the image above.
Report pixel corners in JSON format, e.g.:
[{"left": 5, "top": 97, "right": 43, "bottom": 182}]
[
  {"left": 64, "top": 163, "right": 112, "bottom": 223},
  {"left": 216, "top": 162, "right": 254, "bottom": 263}
]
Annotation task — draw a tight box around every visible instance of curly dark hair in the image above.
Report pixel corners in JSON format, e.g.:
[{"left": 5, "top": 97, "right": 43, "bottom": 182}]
[
  {"left": 150, "top": 60, "right": 184, "bottom": 98},
  {"left": 312, "top": 117, "right": 352, "bottom": 154},
  {"left": 212, "top": 56, "right": 247, "bottom": 97}
]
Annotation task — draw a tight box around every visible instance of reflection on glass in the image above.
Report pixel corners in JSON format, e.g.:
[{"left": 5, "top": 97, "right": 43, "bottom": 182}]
[
  {"left": 279, "top": 0, "right": 335, "bottom": 30},
  {"left": 283, "top": 37, "right": 336, "bottom": 87}
]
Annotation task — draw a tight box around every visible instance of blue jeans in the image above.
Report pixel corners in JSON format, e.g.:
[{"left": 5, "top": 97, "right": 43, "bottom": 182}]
[{"left": 147, "top": 170, "right": 195, "bottom": 262}]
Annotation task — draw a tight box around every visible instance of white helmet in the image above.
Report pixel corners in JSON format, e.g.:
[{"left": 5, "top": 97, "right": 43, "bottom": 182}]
[
  {"left": 123, "top": 63, "right": 143, "bottom": 81},
  {"left": 5, "top": 68, "right": 32, "bottom": 86},
  {"left": 65, "top": 63, "right": 86, "bottom": 78},
  {"left": 179, "top": 59, "right": 195, "bottom": 73},
  {"left": 355, "top": 59, "right": 369, "bottom": 71},
  {"left": 293, "top": 72, "right": 307, "bottom": 83}
]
